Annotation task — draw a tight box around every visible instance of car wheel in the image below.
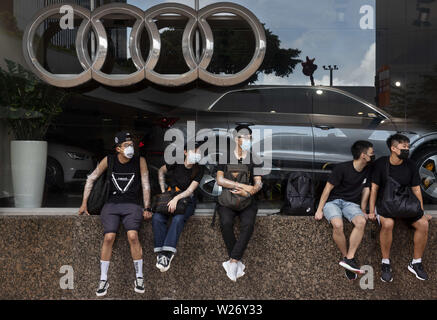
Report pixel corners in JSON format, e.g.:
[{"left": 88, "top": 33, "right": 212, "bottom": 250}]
[
  {"left": 413, "top": 147, "right": 437, "bottom": 204},
  {"left": 45, "top": 157, "right": 64, "bottom": 192}
]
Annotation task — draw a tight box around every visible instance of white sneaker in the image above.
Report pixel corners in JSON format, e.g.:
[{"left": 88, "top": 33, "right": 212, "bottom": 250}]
[
  {"left": 222, "top": 260, "right": 237, "bottom": 282},
  {"left": 237, "top": 261, "right": 245, "bottom": 279},
  {"left": 96, "top": 280, "right": 109, "bottom": 297}
]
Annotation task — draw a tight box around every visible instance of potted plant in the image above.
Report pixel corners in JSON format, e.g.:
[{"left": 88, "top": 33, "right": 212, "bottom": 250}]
[{"left": 0, "top": 59, "right": 68, "bottom": 207}]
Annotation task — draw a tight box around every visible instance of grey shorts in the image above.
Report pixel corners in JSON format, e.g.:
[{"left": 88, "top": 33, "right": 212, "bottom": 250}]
[{"left": 100, "top": 202, "right": 143, "bottom": 234}]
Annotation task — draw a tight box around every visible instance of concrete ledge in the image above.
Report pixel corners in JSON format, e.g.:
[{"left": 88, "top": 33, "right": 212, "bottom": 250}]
[{"left": 0, "top": 215, "right": 436, "bottom": 300}]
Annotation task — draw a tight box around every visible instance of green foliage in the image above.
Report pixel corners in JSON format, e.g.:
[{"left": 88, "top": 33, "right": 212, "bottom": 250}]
[
  {"left": 152, "top": 24, "right": 301, "bottom": 85},
  {"left": 0, "top": 59, "right": 68, "bottom": 140}
]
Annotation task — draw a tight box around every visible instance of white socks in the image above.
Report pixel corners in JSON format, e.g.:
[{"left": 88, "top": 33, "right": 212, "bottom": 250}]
[
  {"left": 381, "top": 258, "right": 422, "bottom": 265},
  {"left": 100, "top": 260, "right": 110, "bottom": 281},
  {"left": 134, "top": 259, "right": 143, "bottom": 278},
  {"left": 101, "top": 259, "right": 143, "bottom": 280}
]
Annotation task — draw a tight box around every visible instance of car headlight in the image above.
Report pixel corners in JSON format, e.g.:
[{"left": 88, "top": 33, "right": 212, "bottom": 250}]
[{"left": 66, "top": 152, "right": 91, "bottom": 160}]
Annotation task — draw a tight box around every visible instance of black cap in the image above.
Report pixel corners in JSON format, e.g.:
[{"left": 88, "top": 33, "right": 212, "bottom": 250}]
[{"left": 114, "top": 131, "right": 133, "bottom": 147}]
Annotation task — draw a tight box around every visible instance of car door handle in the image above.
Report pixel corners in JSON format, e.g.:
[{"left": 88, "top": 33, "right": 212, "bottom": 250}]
[{"left": 315, "top": 125, "right": 335, "bottom": 130}]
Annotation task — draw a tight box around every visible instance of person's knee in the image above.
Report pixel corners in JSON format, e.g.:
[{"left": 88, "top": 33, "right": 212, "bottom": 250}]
[
  {"left": 353, "top": 216, "right": 366, "bottom": 230},
  {"left": 127, "top": 231, "right": 139, "bottom": 244},
  {"left": 172, "top": 214, "right": 185, "bottom": 225},
  {"left": 331, "top": 218, "right": 344, "bottom": 232},
  {"left": 381, "top": 218, "right": 394, "bottom": 231},
  {"left": 241, "top": 218, "right": 256, "bottom": 232},
  {"left": 415, "top": 218, "right": 429, "bottom": 233},
  {"left": 219, "top": 213, "right": 233, "bottom": 229},
  {"left": 103, "top": 233, "right": 116, "bottom": 244}
]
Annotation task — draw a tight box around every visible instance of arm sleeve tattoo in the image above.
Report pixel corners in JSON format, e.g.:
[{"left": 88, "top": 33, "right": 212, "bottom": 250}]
[
  {"left": 83, "top": 166, "right": 102, "bottom": 202},
  {"left": 158, "top": 166, "right": 166, "bottom": 193},
  {"left": 251, "top": 177, "right": 263, "bottom": 195},
  {"left": 141, "top": 170, "right": 151, "bottom": 208}
]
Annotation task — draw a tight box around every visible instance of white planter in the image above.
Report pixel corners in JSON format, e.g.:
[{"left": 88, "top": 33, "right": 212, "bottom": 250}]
[{"left": 11, "top": 141, "right": 47, "bottom": 208}]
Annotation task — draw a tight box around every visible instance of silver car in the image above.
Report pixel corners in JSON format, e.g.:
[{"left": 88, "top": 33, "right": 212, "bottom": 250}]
[{"left": 170, "top": 86, "right": 437, "bottom": 203}]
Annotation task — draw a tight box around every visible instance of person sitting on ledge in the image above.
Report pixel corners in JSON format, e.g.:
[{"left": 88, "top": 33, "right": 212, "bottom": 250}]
[
  {"left": 315, "top": 140, "right": 374, "bottom": 280},
  {"left": 216, "top": 125, "right": 264, "bottom": 282},
  {"left": 78, "top": 131, "right": 153, "bottom": 297},
  {"left": 369, "top": 134, "right": 432, "bottom": 283},
  {"left": 152, "top": 141, "right": 205, "bottom": 272}
]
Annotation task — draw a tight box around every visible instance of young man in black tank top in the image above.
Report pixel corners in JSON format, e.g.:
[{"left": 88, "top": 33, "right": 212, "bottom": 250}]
[{"left": 78, "top": 132, "right": 153, "bottom": 296}]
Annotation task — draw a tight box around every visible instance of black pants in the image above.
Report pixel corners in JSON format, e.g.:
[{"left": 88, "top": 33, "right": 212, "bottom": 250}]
[{"left": 218, "top": 202, "right": 258, "bottom": 260}]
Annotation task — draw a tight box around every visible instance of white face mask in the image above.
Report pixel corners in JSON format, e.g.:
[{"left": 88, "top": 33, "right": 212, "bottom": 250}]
[
  {"left": 187, "top": 152, "right": 201, "bottom": 164},
  {"left": 123, "top": 145, "right": 134, "bottom": 159},
  {"left": 241, "top": 139, "right": 251, "bottom": 151}
]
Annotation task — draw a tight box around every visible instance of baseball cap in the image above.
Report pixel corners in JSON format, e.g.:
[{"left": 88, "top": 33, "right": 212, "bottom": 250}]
[{"left": 114, "top": 131, "right": 133, "bottom": 147}]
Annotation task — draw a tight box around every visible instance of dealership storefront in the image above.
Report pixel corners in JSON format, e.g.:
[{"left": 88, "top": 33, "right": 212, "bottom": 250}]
[{"left": 1, "top": 0, "right": 437, "bottom": 212}]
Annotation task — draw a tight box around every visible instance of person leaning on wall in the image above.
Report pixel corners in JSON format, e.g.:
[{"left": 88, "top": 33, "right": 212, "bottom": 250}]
[
  {"left": 369, "top": 133, "right": 432, "bottom": 283},
  {"left": 78, "top": 131, "right": 153, "bottom": 297},
  {"left": 315, "top": 141, "right": 375, "bottom": 281},
  {"left": 152, "top": 140, "right": 205, "bottom": 272},
  {"left": 216, "top": 125, "right": 264, "bottom": 282}
]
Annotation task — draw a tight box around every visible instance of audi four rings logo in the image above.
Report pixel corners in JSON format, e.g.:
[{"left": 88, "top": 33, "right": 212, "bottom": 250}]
[{"left": 23, "top": 2, "right": 266, "bottom": 88}]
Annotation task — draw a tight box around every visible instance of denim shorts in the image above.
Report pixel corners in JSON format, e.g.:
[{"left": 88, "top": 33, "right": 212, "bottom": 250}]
[{"left": 323, "top": 198, "right": 365, "bottom": 223}]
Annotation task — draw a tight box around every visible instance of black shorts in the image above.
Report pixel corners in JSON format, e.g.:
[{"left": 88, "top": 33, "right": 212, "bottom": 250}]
[
  {"left": 376, "top": 207, "right": 424, "bottom": 225},
  {"left": 100, "top": 202, "right": 143, "bottom": 234}
]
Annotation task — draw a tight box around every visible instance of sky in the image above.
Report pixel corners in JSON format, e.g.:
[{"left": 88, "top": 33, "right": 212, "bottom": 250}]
[{"left": 125, "top": 0, "right": 376, "bottom": 87}]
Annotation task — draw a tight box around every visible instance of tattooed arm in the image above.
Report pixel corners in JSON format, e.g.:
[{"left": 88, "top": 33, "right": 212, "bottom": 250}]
[
  {"left": 78, "top": 157, "right": 108, "bottom": 215},
  {"left": 167, "top": 180, "right": 199, "bottom": 213},
  {"left": 216, "top": 171, "right": 263, "bottom": 196},
  {"left": 140, "top": 157, "right": 152, "bottom": 219},
  {"left": 158, "top": 165, "right": 167, "bottom": 193}
]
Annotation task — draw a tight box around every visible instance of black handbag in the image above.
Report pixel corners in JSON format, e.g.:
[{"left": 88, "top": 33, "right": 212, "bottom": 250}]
[
  {"left": 377, "top": 158, "right": 423, "bottom": 219},
  {"left": 152, "top": 187, "right": 189, "bottom": 216},
  {"left": 87, "top": 154, "right": 114, "bottom": 215}
]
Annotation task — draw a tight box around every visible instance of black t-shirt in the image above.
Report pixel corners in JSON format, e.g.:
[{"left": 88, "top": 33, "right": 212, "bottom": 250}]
[
  {"left": 108, "top": 154, "right": 141, "bottom": 205},
  {"left": 217, "top": 150, "right": 264, "bottom": 184},
  {"left": 166, "top": 163, "right": 204, "bottom": 191},
  {"left": 371, "top": 156, "right": 421, "bottom": 199},
  {"left": 327, "top": 161, "right": 372, "bottom": 204}
]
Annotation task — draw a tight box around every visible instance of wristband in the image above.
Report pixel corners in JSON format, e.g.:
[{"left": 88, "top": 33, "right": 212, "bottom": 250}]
[{"left": 144, "top": 207, "right": 151, "bottom": 212}]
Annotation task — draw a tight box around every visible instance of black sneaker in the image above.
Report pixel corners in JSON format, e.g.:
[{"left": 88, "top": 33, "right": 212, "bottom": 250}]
[
  {"left": 339, "top": 257, "right": 363, "bottom": 274},
  {"left": 160, "top": 252, "right": 174, "bottom": 272},
  {"left": 156, "top": 253, "right": 168, "bottom": 271},
  {"left": 381, "top": 263, "right": 393, "bottom": 282},
  {"left": 345, "top": 269, "right": 357, "bottom": 281},
  {"left": 408, "top": 262, "right": 428, "bottom": 281},
  {"left": 96, "top": 280, "right": 109, "bottom": 297},
  {"left": 134, "top": 277, "right": 145, "bottom": 293}
]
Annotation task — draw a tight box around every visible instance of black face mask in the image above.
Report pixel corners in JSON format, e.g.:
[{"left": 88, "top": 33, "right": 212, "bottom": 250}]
[
  {"left": 369, "top": 155, "right": 376, "bottom": 162},
  {"left": 398, "top": 149, "right": 409, "bottom": 160}
]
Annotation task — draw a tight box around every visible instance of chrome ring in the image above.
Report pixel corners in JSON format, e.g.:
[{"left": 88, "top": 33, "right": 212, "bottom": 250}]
[{"left": 23, "top": 2, "right": 267, "bottom": 87}]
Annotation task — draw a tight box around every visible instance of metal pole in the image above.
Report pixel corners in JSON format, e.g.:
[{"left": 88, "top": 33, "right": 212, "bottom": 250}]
[{"left": 330, "top": 69, "right": 333, "bottom": 87}]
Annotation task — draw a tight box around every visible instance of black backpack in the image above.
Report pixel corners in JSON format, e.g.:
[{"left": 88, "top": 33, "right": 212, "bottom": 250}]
[
  {"left": 87, "top": 154, "right": 114, "bottom": 215},
  {"left": 281, "top": 172, "right": 315, "bottom": 216}
]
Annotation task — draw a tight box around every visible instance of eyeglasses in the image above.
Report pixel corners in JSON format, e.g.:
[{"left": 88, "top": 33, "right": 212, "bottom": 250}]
[
  {"left": 121, "top": 142, "right": 134, "bottom": 148},
  {"left": 237, "top": 135, "right": 252, "bottom": 139}
]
